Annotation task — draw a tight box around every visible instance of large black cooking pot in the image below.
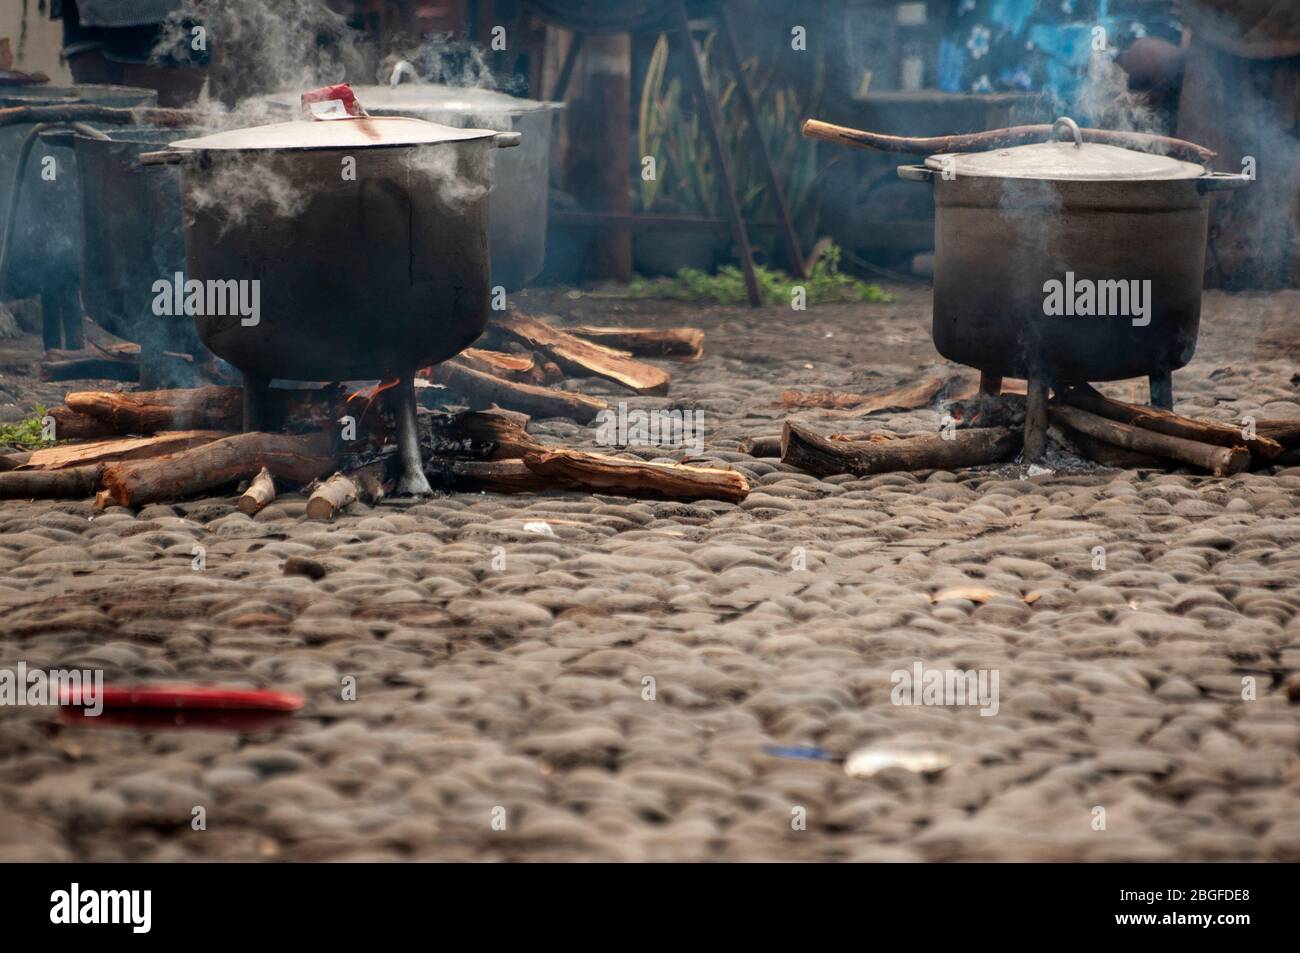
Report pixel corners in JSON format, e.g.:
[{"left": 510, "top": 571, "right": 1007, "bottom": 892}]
[
  {"left": 0, "top": 84, "right": 157, "bottom": 346},
  {"left": 263, "top": 83, "right": 563, "bottom": 291},
  {"left": 898, "top": 118, "right": 1251, "bottom": 389},
  {"left": 145, "top": 114, "right": 520, "bottom": 494}
]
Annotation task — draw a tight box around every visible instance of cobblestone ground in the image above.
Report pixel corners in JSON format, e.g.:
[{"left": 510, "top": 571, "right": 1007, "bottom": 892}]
[{"left": 2, "top": 287, "right": 1300, "bottom": 861}]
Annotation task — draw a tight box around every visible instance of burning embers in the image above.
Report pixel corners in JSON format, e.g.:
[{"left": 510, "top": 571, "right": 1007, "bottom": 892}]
[{"left": 1041, "top": 272, "right": 1152, "bottom": 327}]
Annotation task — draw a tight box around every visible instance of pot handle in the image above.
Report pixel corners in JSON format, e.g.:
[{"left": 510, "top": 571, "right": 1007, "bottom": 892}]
[
  {"left": 493, "top": 131, "right": 522, "bottom": 149},
  {"left": 38, "top": 128, "right": 77, "bottom": 150},
  {"left": 1050, "top": 116, "right": 1084, "bottom": 148},
  {"left": 1197, "top": 172, "right": 1252, "bottom": 192},
  {"left": 898, "top": 164, "right": 936, "bottom": 183},
  {"left": 139, "top": 150, "right": 186, "bottom": 167}
]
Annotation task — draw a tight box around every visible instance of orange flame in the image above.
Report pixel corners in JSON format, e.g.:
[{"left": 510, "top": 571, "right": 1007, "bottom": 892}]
[{"left": 346, "top": 377, "right": 400, "bottom": 418}]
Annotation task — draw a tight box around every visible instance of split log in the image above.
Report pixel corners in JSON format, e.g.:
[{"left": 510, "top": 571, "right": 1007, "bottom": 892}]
[
  {"left": 566, "top": 326, "right": 704, "bottom": 362},
  {"left": 450, "top": 348, "right": 549, "bottom": 385},
  {"left": 46, "top": 406, "right": 117, "bottom": 441},
  {"left": 237, "top": 467, "right": 276, "bottom": 515},
  {"left": 450, "top": 459, "right": 560, "bottom": 494},
  {"left": 776, "top": 375, "right": 950, "bottom": 413},
  {"left": 522, "top": 449, "right": 749, "bottom": 503},
  {"left": 1255, "top": 420, "right": 1300, "bottom": 449},
  {"left": 487, "top": 312, "right": 671, "bottom": 395},
  {"left": 781, "top": 420, "right": 1018, "bottom": 477},
  {"left": 1048, "top": 405, "right": 1249, "bottom": 476},
  {"left": 19, "top": 430, "right": 228, "bottom": 471},
  {"left": 98, "top": 432, "right": 334, "bottom": 508},
  {"left": 424, "top": 361, "right": 606, "bottom": 423},
  {"left": 1058, "top": 386, "right": 1281, "bottom": 462},
  {"left": 0, "top": 465, "right": 100, "bottom": 500},
  {"left": 65, "top": 386, "right": 242, "bottom": 434},
  {"left": 306, "top": 472, "right": 358, "bottom": 521}
]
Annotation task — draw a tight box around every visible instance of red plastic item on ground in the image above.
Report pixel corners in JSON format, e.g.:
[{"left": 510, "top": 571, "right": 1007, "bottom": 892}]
[{"left": 60, "top": 684, "right": 304, "bottom": 712}]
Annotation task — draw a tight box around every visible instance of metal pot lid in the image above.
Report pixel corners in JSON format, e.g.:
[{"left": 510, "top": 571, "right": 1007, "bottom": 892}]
[
  {"left": 263, "top": 83, "right": 561, "bottom": 118},
  {"left": 166, "top": 116, "right": 495, "bottom": 152},
  {"left": 358, "top": 84, "right": 562, "bottom": 115},
  {"left": 924, "top": 141, "right": 1206, "bottom": 181}
]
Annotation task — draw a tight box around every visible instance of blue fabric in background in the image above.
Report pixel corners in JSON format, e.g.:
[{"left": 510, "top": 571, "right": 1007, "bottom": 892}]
[{"left": 943, "top": 0, "right": 1180, "bottom": 108}]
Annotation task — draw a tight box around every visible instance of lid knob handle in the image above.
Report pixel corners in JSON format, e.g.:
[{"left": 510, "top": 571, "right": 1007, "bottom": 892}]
[{"left": 1050, "top": 117, "right": 1083, "bottom": 149}]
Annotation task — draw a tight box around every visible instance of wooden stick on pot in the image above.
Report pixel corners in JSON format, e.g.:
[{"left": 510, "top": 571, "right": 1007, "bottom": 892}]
[{"left": 802, "top": 119, "right": 1216, "bottom": 165}]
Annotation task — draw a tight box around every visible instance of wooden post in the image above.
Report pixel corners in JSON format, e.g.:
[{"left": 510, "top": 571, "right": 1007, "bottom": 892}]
[
  {"left": 671, "top": 2, "right": 762, "bottom": 306},
  {"left": 1024, "top": 375, "right": 1048, "bottom": 461},
  {"left": 716, "top": 3, "right": 805, "bottom": 278},
  {"left": 564, "top": 31, "right": 632, "bottom": 281},
  {"left": 550, "top": 31, "right": 584, "bottom": 101}
]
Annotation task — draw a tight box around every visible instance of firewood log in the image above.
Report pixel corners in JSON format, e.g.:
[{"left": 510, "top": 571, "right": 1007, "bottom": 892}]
[
  {"left": 306, "top": 472, "right": 358, "bottom": 521},
  {"left": 1048, "top": 405, "right": 1249, "bottom": 476},
  {"left": 1254, "top": 420, "right": 1300, "bottom": 449},
  {"left": 19, "top": 431, "right": 228, "bottom": 471},
  {"left": 450, "top": 459, "right": 559, "bottom": 494},
  {"left": 348, "top": 459, "right": 390, "bottom": 505},
  {"left": 486, "top": 312, "right": 671, "bottom": 395},
  {"left": 0, "top": 451, "right": 33, "bottom": 471},
  {"left": 40, "top": 355, "right": 138, "bottom": 382},
  {"left": 566, "top": 326, "right": 704, "bottom": 362},
  {"left": 1047, "top": 423, "right": 1167, "bottom": 468},
  {"left": 64, "top": 386, "right": 243, "bottom": 434},
  {"left": 98, "top": 432, "right": 334, "bottom": 508},
  {"left": 0, "top": 465, "right": 101, "bottom": 499},
  {"left": 427, "top": 409, "right": 545, "bottom": 460},
  {"left": 781, "top": 420, "right": 1018, "bottom": 477},
  {"left": 237, "top": 467, "right": 276, "bottom": 515},
  {"left": 1057, "top": 385, "right": 1281, "bottom": 462},
  {"left": 46, "top": 407, "right": 117, "bottom": 441},
  {"left": 450, "top": 348, "right": 547, "bottom": 385},
  {"left": 425, "top": 361, "right": 606, "bottom": 423},
  {"left": 522, "top": 449, "right": 749, "bottom": 503},
  {"left": 776, "top": 375, "right": 952, "bottom": 413}
]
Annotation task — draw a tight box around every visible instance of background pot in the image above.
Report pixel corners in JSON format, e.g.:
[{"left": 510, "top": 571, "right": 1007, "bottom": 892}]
[
  {"left": 0, "top": 84, "right": 157, "bottom": 347},
  {"left": 899, "top": 126, "right": 1250, "bottom": 384},
  {"left": 73, "top": 126, "right": 205, "bottom": 387}
]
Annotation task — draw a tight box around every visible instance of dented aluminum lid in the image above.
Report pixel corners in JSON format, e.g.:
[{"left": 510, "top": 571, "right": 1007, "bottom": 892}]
[
  {"left": 167, "top": 115, "right": 496, "bottom": 152},
  {"left": 924, "top": 116, "right": 1206, "bottom": 182}
]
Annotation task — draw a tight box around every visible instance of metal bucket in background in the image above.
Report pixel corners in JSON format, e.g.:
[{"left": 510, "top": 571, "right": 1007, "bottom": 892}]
[{"left": 73, "top": 126, "right": 207, "bottom": 388}]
